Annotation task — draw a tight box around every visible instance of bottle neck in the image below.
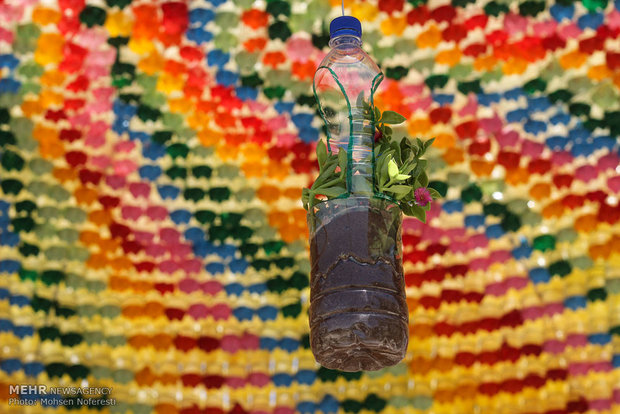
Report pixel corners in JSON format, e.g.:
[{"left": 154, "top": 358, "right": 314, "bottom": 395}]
[{"left": 329, "top": 34, "right": 362, "bottom": 49}]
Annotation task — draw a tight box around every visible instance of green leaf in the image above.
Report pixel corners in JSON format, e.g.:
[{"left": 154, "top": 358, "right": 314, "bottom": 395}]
[
  {"left": 384, "top": 126, "right": 392, "bottom": 136},
  {"left": 424, "top": 137, "right": 435, "bottom": 150},
  {"left": 337, "top": 148, "right": 347, "bottom": 176},
  {"left": 390, "top": 141, "right": 401, "bottom": 164},
  {"left": 428, "top": 187, "right": 441, "bottom": 200},
  {"left": 400, "top": 161, "right": 416, "bottom": 175},
  {"left": 418, "top": 170, "right": 429, "bottom": 187},
  {"left": 413, "top": 159, "right": 428, "bottom": 177},
  {"left": 404, "top": 203, "right": 426, "bottom": 222},
  {"left": 317, "top": 186, "right": 346, "bottom": 197},
  {"left": 380, "top": 111, "right": 406, "bottom": 124},
  {"left": 317, "top": 176, "right": 345, "bottom": 190},
  {"left": 373, "top": 106, "right": 381, "bottom": 123},
  {"left": 356, "top": 91, "right": 366, "bottom": 110},
  {"left": 301, "top": 188, "right": 310, "bottom": 210},
  {"left": 415, "top": 138, "right": 424, "bottom": 151},
  {"left": 313, "top": 160, "right": 338, "bottom": 187},
  {"left": 386, "top": 185, "right": 412, "bottom": 196},
  {"left": 316, "top": 140, "right": 327, "bottom": 167}
]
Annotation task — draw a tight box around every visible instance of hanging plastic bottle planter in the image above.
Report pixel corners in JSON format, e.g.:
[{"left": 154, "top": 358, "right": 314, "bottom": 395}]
[{"left": 302, "top": 16, "right": 437, "bottom": 371}]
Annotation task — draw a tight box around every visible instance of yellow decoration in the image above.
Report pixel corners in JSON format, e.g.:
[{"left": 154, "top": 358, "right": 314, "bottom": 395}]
[{"left": 105, "top": 11, "right": 133, "bottom": 37}]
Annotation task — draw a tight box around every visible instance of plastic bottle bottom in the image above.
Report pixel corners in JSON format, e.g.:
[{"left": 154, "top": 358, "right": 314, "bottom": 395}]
[{"left": 310, "top": 287, "right": 408, "bottom": 372}]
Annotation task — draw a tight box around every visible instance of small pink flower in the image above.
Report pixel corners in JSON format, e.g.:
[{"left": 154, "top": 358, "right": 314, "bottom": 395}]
[{"left": 414, "top": 187, "right": 432, "bottom": 207}]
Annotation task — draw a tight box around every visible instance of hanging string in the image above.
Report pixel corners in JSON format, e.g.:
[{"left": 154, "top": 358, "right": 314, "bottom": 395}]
[{"left": 341, "top": 0, "right": 344, "bottom": 16}]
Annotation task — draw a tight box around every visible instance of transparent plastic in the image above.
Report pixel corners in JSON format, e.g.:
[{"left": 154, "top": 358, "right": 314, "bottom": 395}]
[
  {"left": 313, "top": 34, "right": 383, "bottom": 194},
  {"left": 308, "top": 197, "right": 408, "bottom": 371},
  {"left": 309, "top": 31, "right": 408, "bottom": 371}
]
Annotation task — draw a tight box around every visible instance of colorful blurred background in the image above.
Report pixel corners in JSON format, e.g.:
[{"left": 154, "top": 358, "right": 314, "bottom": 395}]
[{"left": 1, "top": 0, "right": 620, "bottom": 412}]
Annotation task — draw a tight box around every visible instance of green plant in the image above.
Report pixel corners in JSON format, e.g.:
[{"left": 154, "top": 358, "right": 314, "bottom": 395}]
[
  {"left": 301, "top": 142, "right": 347, "bottom": 211},
  {"left": 302, "top": 104, "right": 440, "bottom": 222}
]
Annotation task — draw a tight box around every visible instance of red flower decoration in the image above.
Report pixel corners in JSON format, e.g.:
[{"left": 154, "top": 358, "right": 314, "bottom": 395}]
[{"left": 379, "top": 0, "right": 405, "bottom": 14}]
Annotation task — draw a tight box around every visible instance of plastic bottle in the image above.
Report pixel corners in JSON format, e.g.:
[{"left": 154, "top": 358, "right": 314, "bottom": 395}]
[{"left": 308, "top": 16, "right": 408, "bottom": 371}]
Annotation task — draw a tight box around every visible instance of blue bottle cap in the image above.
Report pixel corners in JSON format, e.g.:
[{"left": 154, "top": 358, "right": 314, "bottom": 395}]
[{"left": 329, "top": 16, "right": 362, "bottom": 39}]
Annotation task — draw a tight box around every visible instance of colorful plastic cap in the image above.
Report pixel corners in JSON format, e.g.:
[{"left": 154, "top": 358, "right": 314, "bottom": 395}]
[{"left": 329, "top": 16, "right": 362, "bottom": 39}]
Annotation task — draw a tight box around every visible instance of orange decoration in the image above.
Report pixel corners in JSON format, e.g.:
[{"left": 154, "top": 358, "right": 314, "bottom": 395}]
[
  {"left": 587, "top": 64, "right": 612, "bottom": 81},
  {"left": 379, "top": 81, "right": 404, "bottom": 108},
  {"left": 158, "top": 373, "right": 178, "bottom": 385},
  {"left": 152, "top": 334, "right": 173, "bottom": 350},
  {"left": 502, "top": 57, "right": 528, "bottom": 75},
  {"left": 266, "top": 161, "right": 289, "bottom": 180},
  {"left": 74, "top": 187, "right": 99, "bottom": 205},
  {"left": 40, "top": 70, "right": 66, "bottom": 87},
  {"left": 122, "top": 305, "right": 144, "bottom": 319},
  {"left": 409, "top": 322, "right": 434, "bottom": 339},
  {"left": 243, "top": 37, "right": 267, "bottom": 52},
  {"left": 559, "top": 50, "right": 588, "bottom": 69},
  {"left": 196, "top": 128, "right": 221, "bottom": 147},
  {"left": 131, "top": 280, "right": 153, "bottom": 293},
  {"left": 417, "top": 25, "right": 442, "bottom": 49},
  {"left": 39, "top": 90, "right": 64, "bottom": 107},
  {"left": 283, "top": 187, "right": 301, "bottom": 199},
  {"left": 110, "top": 257, "right": 132, "bottom": 271},
  {"left": 89, "top": 210, "right": 113, "bottom": 227},
  {"left": 169, "top": 98, "right": 192, "bottom": 114},
  {"left": 505, "top": 167, "right": 529, "bottom": 185},
  {"left": 443, "top": 147, "right": 465, "bottom": 165},
  {"left": 32, "top": 7, "right": 61, "bottom": 25},
  {"left": 38, "top": 138, "right": 64, "bottom": 159},
  {"left": 263, "top": 51, "right": 287, "bottom": 69},
  {"left": 473, "top": 55, "right": 497, "bottom": 72},
  {"left": 268, "top": 210, "right": 289, "bottom": 228},
  {"left": 435, "top": 47, "right": 462, "bottom": 67},
  {"left": 136, "top": 367, "right": 157, "bottom": 387},
  {"left": 541, "top": 200, "right": 565, "bottom": 218},
  {"left": 52, "top": 167, "right": 77, "bottom": 183},
  {"left": 138, "top": 51, "right": 165, "bottom": 75},
  {"left": 529, "top": 182, "right": 551, "bottom": 200},
  {"left": 80, "top": 231, "right": 102, "bottom": 246},
  {"left": 241, "top": 161, "right": 266, "bottom": 177},
  {"left": 188, "top": 112, "right": 212, "bottom": 131},
  {"left": 408, "top": 117, "right": 432, "bottom": 135},
  {"left": 98, "top": 238, "right": 120, "bottom": 254},
  {"left": 257, "top": 185, "right": 280, "bottom": 202},
  {"left": 292, "top": 61, "right": 316, "bottom": 80},
  {"left": 433, "top": 132, "right": 456, "bottom": 149},
  {"left": 589, "top": 243, "right": 611, "bottom": 260},
  {"left": 34, "top": 33, "right": 65, "bottom": 65},
  {"left": 144, "top": 301, "right": 166, "bottom": 318},
  {"left": 574, "top": 214, "right": 599, "bottom": 232},
  {"left": 164, "top": 60, "right": 186, "bottom": 76},
  {"left": 86, "top": 253, "right": 108, "bottom": 270},
  {"left": 470, "top": 159, "right": 494, "bottom": 177},
  {"left": 216, "top": 143, "right": 240, "bottom": 161},
  {"left": 291, "top": 208, "right": 307, "bottom": 224},
  {"left": 132, "top": 4, "right": 159, "bottom": 39},
  {"left": 128, "top": 334, "right": 150, "bottom": 348},
  {"left": 241, "top": 9, "right": 269, "bottom": 29},
  {"left": 279, "top": 222, "right": 305, "bottom": 243},
  {"left": 109, "top": 276, "right": 130, "bottom": 291},
  {"left": 380, "top": 15, "right": 407, "bottom": 36},
  {"left": 409, "top": 356, "right": 431, "bottom": 374},
  {"left": 154, "top": 404, "right": 178, "bottom": 414},
  {"left": 21, "top": 99, "right": 44, "bottom": 117}
]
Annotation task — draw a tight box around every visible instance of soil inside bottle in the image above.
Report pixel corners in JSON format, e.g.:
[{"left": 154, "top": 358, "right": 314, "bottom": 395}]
[{"left": 308, "top": 197, "right": 408, "bottom": 371}]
